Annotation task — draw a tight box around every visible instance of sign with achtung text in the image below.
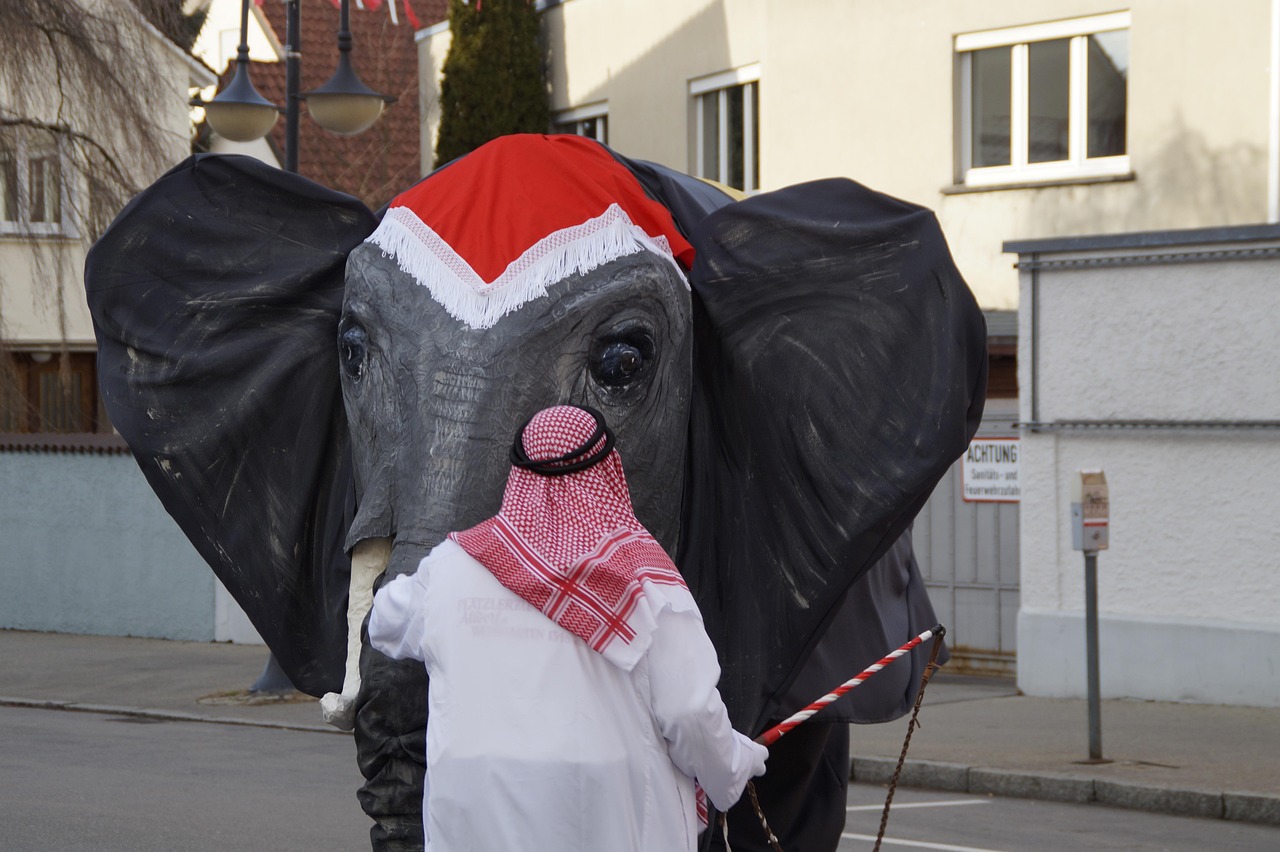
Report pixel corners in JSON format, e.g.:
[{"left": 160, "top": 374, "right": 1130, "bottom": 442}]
[{"left": 962, "top": 438, "right": 1020, "bottom": 503}]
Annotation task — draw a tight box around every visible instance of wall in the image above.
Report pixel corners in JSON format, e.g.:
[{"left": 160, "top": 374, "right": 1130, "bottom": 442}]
[
  {"left": 414, "top": 0, "right": 1276, "bottom": 309},
  {"left": 416, "top": 0, "right": 763, "bottom": 172},
  {"left": 770, "top": 0, "right": 1273, "bottom": 309},
  {"left": 416, "top": 20, "right": 450, "bottom": 172},
  {"left": 0, "top": 243, "right": 95, "bottom": 346},
  {"left": 2, "top": 0, "right": 212, "bottom": 349},
  {"left": 0, "top": 6, "right": 259, "bottom": 645},
  {"left": 1011, "top": 225, "right": 1280, "bottom": 707},
  {"left": 544, "top": 0, "right": 764, "bottom": 174},
  {"left": 189, "top": 0, "right": 283, "bottom": 75},
  {"left": 0, "top": 449, "right": 215, "bottom": 641}
]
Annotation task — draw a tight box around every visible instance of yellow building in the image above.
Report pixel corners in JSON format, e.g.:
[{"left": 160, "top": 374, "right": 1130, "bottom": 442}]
[{"left": 418, "top": 0, "right": 1278, "bottom": 310}]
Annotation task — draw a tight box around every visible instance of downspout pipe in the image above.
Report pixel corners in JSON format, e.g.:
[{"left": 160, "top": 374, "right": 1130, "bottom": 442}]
[{"left": 1269, "top": 0, "right": 1280, "bottom": 222}]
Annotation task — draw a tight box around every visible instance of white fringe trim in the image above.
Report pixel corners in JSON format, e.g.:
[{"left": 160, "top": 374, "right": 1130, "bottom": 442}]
[{"left": 367, "top": 203, "right": 689, "bottom": 330}]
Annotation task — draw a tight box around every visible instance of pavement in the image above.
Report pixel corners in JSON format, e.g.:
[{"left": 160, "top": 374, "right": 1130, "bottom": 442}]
[
  {"left": 848, "top": 672, "right": 1280, "bottom": 828},
  {"left": 2, "top": 629, "right": 1278, "bottom": 829}
]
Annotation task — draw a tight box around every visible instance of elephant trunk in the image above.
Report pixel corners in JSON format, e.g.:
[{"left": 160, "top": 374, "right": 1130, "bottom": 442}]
[
  {"left": 345, "top": 357, "right": 515, "bottom": 559},
  {"left": 348, "top": 390, "right": 518, "bottom": 851},
  {"left": 351, "top": 528, "right": 462, "bottom": 852},
  {"left": 391, "top": 362, "right": 516, "bottom": 553}
]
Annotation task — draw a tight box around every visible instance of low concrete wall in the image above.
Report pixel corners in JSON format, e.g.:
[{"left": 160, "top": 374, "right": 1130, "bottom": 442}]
[
  {"left": 1019, "top": 609, "right": 1280, "bottom": 707},
  {"left": 1008, "top": 224, "right": 1280, "bottom": 707},
  {"left": 0, "top": 447, "right": 214, "bottom": 641}
]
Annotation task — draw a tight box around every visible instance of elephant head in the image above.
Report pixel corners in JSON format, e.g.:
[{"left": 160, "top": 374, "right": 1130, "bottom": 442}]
[
  {"left": 336, "top": 138, "right": 699, "bottom": 583},
  {"left": 86, "top": 135, "right": 986, "bottom": 848}
]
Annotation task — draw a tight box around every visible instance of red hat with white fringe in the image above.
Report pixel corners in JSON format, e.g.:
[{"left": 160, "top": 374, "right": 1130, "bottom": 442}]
[{"left": 366, "top": 134, "right": 693, "bottom": 330}]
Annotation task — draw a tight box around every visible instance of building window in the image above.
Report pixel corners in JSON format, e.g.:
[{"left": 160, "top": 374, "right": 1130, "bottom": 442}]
[
  {"left": 691, "top": 64, "right": 760, "bottom": 192},
  {"left": 0, "top": 128, "right": 71, "bottom": 234},
  {"left": 552, "top": 103, "right": 608, "bottom": 144},
  {"left": 0, "top": 352, "right": 100, "bottom": 434},
  {"left": 957, "top": 12, "right": 1129, "bottom": 187}
]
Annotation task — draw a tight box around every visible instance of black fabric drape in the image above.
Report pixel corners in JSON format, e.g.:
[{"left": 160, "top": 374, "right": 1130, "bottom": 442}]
[{"left": 85, "top": 154, "right": 377, "bottom": 695}]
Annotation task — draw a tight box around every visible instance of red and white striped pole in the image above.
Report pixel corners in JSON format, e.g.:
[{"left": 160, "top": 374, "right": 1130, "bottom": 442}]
[{"left": 756, "top": 623, "right": 946, "bottom": 746}]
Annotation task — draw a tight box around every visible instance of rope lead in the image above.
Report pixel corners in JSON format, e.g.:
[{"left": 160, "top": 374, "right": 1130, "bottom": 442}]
[
  {"left": 744, "top": 624, "right": 948, "bottom": 852},
  {"left": 873, "top": 630, "right": 946, "bottom": 852}
]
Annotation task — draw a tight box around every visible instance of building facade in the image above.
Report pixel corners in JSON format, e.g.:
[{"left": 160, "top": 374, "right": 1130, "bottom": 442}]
[
  {"left": 0, "top": 1, "right": 219, "bottom": 641},
  {"left": 418, "top": 0, "right": 1276, "bottom": 310},
  {"left": 197, "top": 0, "right": 430, "bottom": 211},
  {"left": 1008, "top": 226, "right": 1280, "bottom": 707},
  {"left": 1, "top": 0, "right": 214, "bottom": 433}
]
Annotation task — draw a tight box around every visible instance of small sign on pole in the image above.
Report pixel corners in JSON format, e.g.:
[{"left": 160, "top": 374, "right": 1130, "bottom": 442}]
[
  {"left": 1070, "top": 469, "right": 1110, "bottom": 763},
  {"left": 1071, "top": 469, "right": 1110, "bottom": 551},
  {"left": 961, "top": 437, "right": 1020, "bottom": 502}
]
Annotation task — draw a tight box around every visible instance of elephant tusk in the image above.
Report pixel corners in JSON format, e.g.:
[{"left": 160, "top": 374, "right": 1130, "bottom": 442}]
[{"left": 320, "top": 535, "right": 392, "bottom": 730}]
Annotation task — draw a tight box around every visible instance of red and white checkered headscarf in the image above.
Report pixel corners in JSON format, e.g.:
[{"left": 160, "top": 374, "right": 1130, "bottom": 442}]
[
  {"left": 449, "top": 405, "right": 697, "bottom": 671},
  {"left": 367, "top": 134, "right": 693, "bottom": 330}
]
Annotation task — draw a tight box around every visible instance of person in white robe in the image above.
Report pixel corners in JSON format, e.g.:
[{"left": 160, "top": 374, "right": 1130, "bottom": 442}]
[{"left": 369, "top": 404, "right": 767, "bottom": 852}]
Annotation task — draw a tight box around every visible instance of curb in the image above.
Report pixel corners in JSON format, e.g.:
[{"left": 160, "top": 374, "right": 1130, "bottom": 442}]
[
  {"left": 850, "top": 756, "right": 1280, "bottom": 827},
  {"left": 0, "top": 697, "right": 346, "bottom": 736}
]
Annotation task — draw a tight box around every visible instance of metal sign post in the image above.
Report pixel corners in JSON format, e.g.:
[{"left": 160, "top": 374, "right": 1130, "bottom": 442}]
[{"left": 1071, "top": 469, "right": 1110, "bottom": 762}]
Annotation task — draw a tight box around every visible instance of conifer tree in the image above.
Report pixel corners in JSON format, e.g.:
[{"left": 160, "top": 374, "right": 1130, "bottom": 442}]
[{"left": 434, "top": 0, "right": 549, "bottom": 167}]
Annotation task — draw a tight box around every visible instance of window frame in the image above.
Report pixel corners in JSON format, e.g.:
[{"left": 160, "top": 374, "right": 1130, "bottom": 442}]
[
  {"left": 690, "top": 63, "right": 760, "bottom": 192},
  {"left": 552, "top": 102, "right": 608, "bottom": 144},
  {"left": 957, "top": 12, "right": 1130, "bottom": 188},
  {"left": 0, "top": 351, "right": 101, "bottom": 434},
  {"left": 0, "top": 128, "right": 75, "bottom": 237}
]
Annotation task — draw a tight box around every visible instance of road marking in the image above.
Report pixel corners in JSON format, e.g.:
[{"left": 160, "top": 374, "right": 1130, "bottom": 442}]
[
  {"left": 841, "top": 832, "right": 1010, "bottom": 852},
  {"left": 847, "top": 799, "right": 991, "bottom": 812}
]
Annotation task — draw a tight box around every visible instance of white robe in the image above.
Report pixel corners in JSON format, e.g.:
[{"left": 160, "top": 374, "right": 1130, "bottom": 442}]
[{"left": 368, "top": 538, "right": 765, "bottom": 852}]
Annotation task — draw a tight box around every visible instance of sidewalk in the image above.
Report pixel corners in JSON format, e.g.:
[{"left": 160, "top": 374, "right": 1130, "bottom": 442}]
[
  {"left": 0, "top": 629, "right": 335, "bottom": 733},
  {"left": 848, "top": 672, "right": 1280, "bottom": 827},
  {"left": 2, "top": 629, "right": 1277, "bottom": 827}
]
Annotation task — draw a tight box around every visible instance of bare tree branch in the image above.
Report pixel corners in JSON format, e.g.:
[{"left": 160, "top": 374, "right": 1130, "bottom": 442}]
[{"left": 0, "top": 0, "right": 204, "bottom": 432}]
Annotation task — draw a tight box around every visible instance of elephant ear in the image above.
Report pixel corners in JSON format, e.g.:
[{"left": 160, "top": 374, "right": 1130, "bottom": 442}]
[
  {"left": 679, "top": 179, "right": 988, "bottom": 732},
  {"left": 84, "top": 154, "right": 378, "bottom": 696},
  {"left": 611, "top": 153, "right": 738, "bottom": 230}
]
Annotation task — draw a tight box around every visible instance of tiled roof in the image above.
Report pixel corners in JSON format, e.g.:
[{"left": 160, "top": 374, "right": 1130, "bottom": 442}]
[{"left": 232, "top": 0, "right": 448, "bottom": 210}]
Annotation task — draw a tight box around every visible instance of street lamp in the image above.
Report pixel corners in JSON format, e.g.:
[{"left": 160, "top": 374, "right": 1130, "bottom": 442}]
[
  {"left": 304, "top": 2, "right": 395, "bottom": 135},
  {"left": 198, "top": 1, "right": 277, "bottom": 143},
  {"left": 196, "top": 0, "right": 395, "bottom": 694},
  {"left": 198, "top": 0, "right": 396, "bottom": 171}
]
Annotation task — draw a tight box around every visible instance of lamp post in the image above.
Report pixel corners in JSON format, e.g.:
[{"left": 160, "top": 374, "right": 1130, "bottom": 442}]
[
  {"left": 198, "top": 0, "right": 277, "bottom": 144},
  {"left": 199, "top": 0, "right": 396, "bottom": 173},
  {"left": 304, "top": 1, "right": 394, "bottom": 137},
  {"left": 197, "top": 0, "right": 394, "bottom": 694}
]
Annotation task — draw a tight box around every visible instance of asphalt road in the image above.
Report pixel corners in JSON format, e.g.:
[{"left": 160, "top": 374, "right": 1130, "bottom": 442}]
[
  {"left": 4, "top": 704, "right": 1277, "bottom": 851},
  {"left": 2, "top": 705, "right": 367, "bottom": 851},
  {"left": 838, "top": 783, "right": 1280, "bottom": 851}
]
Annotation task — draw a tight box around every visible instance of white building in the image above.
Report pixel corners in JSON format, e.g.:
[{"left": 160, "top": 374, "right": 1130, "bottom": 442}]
[
  {"left": 1008, "top": 226, "right": 1280, "bottom": 707},
  {"left": 413, "top": 0, "right": 1280, "bottom": 703}
]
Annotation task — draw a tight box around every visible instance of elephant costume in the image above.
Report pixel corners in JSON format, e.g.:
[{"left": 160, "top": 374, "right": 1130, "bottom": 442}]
[{"left": 85, "top": 135, "right": 987, "bottom": 850}]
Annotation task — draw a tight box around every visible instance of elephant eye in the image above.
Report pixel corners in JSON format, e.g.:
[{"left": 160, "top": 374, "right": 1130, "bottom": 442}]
[
  {"left": 592, "top": 330, "right": 654, "bottom": 389},
  {"left": 600, "top": 343, "right": 642, "bottom": 384},
  {"left": 338, "top": 319, "right": 368, "bottom": 380}
]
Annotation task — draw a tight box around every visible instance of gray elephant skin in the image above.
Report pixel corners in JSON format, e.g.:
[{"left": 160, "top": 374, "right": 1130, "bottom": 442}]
[{"left": 85, "top": 139, "right": 987, "bottom": 850}]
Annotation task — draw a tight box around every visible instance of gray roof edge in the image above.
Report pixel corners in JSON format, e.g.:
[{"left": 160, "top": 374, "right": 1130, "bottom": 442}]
[
  {"left": 1003, "top": 223, "right": 1280, "bottom": 255},
  {"left": 982, "top": 310, "right": 1017, "bottom": 340}
]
